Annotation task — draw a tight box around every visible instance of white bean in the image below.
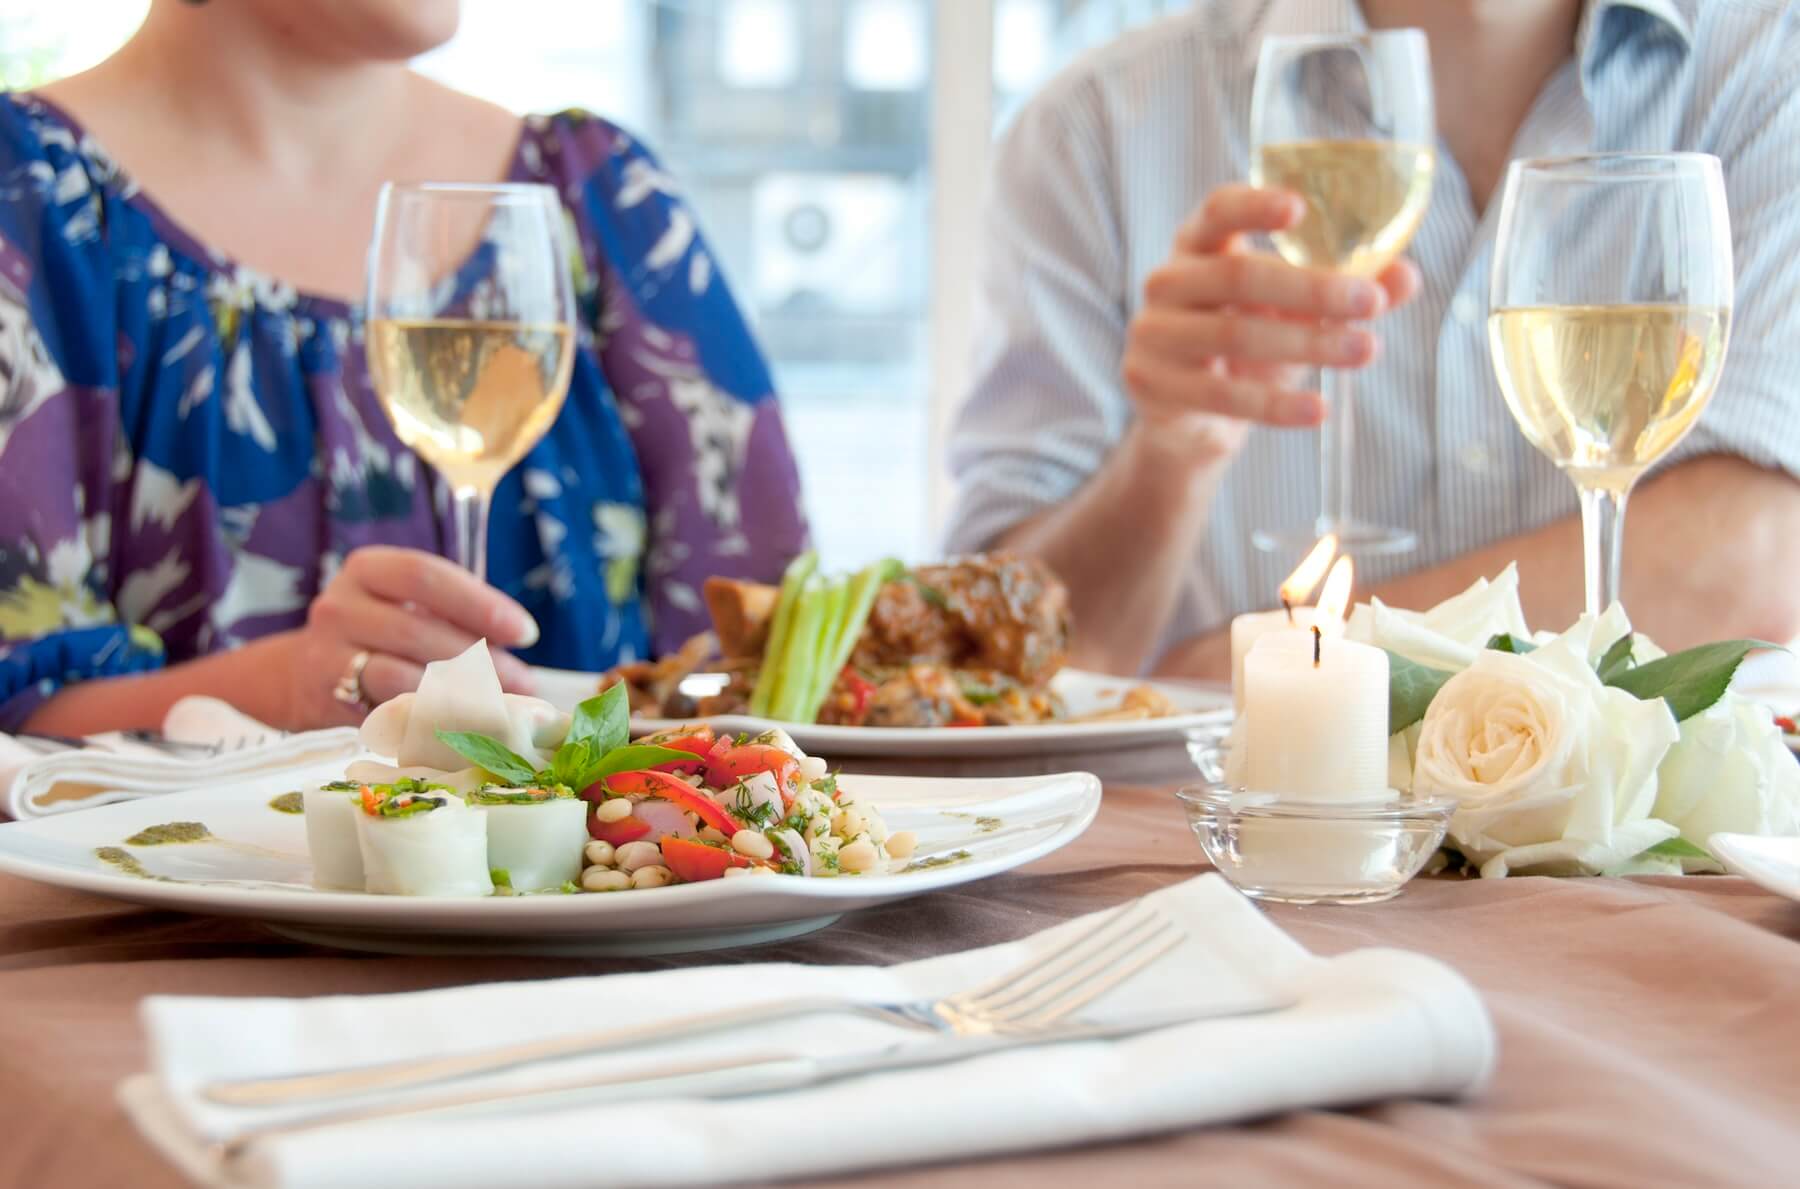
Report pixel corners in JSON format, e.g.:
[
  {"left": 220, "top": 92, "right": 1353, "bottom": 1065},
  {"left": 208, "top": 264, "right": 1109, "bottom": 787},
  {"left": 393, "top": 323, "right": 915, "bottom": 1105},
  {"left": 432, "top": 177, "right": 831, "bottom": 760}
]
[
  {"left": 583, "top": 840, "right": 616, "bottom": 867},
  {"left": 614, "top": 840, "right": 665, "bottom": 872},
  {"left": 839, "top": 838, "right": 878, "bottom": 873},
  {"left": 631, "top": 865, "right": 674, "bottom": 889},
  {"left": 837, "top": 807, "right": 866, "bottom": 840},
  {"left": 722, "top": 866, "right": 752, "bottom": 880},
  {"left": 730, "top": 829, "right": 775, "bottom": 860},
  {"left": 581, "top": 867, "right": 632, "bottom": 892},
  {"left": 886, "top": 830, "right": 917, "bottom": 859},
  {"left": 593, "top": 798, "right": 634, "bottom": 824},
  {"left": 799, "top": 755, "right": 828, "bottom": 782}
]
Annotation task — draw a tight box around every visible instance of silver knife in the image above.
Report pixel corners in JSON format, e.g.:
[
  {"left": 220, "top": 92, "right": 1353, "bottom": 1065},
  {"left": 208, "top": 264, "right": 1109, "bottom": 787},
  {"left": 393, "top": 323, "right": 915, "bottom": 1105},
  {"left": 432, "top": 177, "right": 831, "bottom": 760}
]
[{"left": 217, "top": 1001, "right": 1279, "bottom": 1157}]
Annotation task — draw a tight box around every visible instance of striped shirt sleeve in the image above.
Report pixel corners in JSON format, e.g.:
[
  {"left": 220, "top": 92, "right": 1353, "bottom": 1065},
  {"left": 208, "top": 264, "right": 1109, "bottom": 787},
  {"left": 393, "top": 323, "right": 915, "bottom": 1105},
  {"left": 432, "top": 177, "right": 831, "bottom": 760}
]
[{"left": 944, "top": 78, "right": 1134, "bottom": 555}]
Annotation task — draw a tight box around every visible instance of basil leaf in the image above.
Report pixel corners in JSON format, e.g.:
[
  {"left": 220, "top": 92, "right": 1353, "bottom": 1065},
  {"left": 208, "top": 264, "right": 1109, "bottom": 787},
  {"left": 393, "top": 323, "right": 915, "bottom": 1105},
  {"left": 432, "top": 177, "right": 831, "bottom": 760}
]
[
  {"left": 434, "top": 730, "right": 538, "bottom": 785},
  {"left": 548, "top": 737, "right": 598, "bottom": 790},
  {"left": 1486, "top": 633, "right": 1538, "bottom": 655},
  {"left": 1595, "top": 634, "right": 1635, "bottom": 684},
  {"left": 1388, "top": 650, "right": 1457, "bottom": 733},
  {"left": 566, "top": 684, "right": 629, "bottom": 753},
  {"left": 1638, "top": 837, "right": 1713, "bottom": 862},
  {"left": 1604, "top": 639, "right": 1782, "bottom": 722},
  {"left": 560, "top": 744, "right": 696, "bottom": 793}
]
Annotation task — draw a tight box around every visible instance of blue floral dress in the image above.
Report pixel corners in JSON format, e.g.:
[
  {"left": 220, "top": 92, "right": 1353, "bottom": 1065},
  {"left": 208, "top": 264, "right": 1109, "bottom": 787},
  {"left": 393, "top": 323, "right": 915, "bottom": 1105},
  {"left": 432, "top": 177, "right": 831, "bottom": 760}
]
[{"left": 0, "top": 95, "right": 809, "bottom": 729}]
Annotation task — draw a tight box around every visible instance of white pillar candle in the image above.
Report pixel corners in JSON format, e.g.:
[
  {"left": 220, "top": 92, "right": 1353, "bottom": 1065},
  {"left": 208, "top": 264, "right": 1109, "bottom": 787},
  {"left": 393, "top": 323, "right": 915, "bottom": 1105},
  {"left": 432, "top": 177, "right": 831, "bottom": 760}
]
[
  {"left": 1229, "top": 607, "right": 1321, "bottom": 714},
  {"left": 1242, "top": 630, "right": 1390, "bottom": 800}
]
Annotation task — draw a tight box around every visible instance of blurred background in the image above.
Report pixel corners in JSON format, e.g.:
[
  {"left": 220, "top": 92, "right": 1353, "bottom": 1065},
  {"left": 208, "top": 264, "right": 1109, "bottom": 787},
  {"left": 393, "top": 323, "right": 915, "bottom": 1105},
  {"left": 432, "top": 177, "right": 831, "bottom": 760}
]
[{"left": 0, "top": 0, "right": 1189, "bottom": 569}]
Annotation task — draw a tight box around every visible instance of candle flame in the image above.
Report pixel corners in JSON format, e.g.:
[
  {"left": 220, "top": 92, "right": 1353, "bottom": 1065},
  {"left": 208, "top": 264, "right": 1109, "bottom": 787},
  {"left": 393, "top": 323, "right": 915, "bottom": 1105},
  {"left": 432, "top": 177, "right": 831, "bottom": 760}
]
[
  {"left": 1279, "top": 534, "right": 1338, "bottom": 608},
  {"left": 1316, "top": 556, "right": 1355, "bottom": 626}
]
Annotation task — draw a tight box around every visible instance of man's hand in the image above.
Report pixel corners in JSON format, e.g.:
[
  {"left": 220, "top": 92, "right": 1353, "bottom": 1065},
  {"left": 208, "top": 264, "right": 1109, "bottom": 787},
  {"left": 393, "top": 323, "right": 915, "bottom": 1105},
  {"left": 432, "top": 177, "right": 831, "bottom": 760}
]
[{"left": 1122, "top": 184, "right": 1420, "bottom": 461}]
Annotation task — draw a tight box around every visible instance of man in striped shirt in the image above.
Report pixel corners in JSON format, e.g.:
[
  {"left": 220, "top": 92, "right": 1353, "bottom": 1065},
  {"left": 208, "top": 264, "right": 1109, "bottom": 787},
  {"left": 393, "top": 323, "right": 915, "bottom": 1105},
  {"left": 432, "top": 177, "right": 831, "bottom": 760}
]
[{"left": 947, "top": 0, "right": 1800, "bottom": 677}]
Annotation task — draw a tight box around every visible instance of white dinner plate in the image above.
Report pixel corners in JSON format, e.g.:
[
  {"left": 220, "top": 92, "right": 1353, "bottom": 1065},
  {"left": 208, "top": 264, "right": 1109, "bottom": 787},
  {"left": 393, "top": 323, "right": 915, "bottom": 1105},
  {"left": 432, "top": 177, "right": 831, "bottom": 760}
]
[
  {"left": 1707, "top": 832, "right": 1800, "bottom": 903},
  {"left": 0, "top": 771, "right": 1100, "bottom": 957},
  {"left": 531, "top": 667, "right": 1231, "bottom": 757}
]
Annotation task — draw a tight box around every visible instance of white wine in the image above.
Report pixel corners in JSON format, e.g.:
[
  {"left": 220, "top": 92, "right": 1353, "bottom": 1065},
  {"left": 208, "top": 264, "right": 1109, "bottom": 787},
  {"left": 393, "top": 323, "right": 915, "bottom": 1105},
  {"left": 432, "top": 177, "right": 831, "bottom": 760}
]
[
  {"left": 367, "top": 318, "right": 576, "bottom": 492},
  {"left": 1488, "top": 304, "right": 1729, "bottom": 491},
  {"left": 1252, "top": 140, "right": 1436, "bottom": 276}
]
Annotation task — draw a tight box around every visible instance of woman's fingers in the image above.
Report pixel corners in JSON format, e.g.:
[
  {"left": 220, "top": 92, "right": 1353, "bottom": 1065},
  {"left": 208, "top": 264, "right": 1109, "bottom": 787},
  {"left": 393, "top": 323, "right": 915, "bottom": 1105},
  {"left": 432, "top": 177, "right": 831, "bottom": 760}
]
[
  {"left": 358, "top": 653, "right": 427, "bottom": 708},
  {"left": 309, "top": 587, "right": 537, "bottom": 693},
  {"left": 339, "top": 547, "right": 539, "bottom": 649}
]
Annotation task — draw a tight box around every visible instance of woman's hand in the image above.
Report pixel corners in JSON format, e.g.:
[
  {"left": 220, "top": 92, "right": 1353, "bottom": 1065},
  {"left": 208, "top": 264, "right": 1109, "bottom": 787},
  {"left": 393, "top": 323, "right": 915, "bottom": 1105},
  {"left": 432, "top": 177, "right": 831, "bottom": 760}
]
[
  {"left": 1121, "top": 183, "right": 1421, "bottom": 464},
  {"left": 286, "top": 546, "right": 541, "bottom": 727}
]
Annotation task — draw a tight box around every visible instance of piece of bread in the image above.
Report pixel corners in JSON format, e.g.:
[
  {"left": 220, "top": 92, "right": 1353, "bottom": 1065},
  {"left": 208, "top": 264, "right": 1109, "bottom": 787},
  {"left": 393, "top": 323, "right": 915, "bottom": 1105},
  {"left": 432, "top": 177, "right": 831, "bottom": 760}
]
[{"left": 703, "top": 577, "right": 781, "bottom": 658}]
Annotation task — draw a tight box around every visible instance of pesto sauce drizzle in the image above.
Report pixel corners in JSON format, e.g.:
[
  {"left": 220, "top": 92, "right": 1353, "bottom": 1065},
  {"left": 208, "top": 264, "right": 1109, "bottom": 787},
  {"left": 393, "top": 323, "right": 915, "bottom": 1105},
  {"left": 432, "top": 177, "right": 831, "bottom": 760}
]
[
  {"left": 124, "top": 822, "right": 212, "bottom": 846},
  {"left": 94, "top": 846, "right": 168, "bottom": 881},
  {"left": 903, "top": 848, "right": 973, "bottom": 873},
  {"left": 268, "top": 792, "right": 305, "bottom": 815}
]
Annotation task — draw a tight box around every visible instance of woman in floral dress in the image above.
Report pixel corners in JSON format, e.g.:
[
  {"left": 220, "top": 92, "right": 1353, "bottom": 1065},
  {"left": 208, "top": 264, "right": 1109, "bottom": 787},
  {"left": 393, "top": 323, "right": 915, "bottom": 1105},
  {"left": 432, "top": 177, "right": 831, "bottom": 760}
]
[{"left": 0, "top": 0, "right": 808, "bottom": 732}]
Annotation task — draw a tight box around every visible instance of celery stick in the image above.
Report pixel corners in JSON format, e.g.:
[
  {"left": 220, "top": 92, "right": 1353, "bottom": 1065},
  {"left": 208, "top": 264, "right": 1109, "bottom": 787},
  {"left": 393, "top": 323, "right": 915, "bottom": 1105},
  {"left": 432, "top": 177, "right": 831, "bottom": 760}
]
[
  {"left": 775, "top": 580, "right": 830, "bottom": 721},
  {"left": 749, "top": 551, "right": 817, "bottom": 718},
  {"left": 805, "top": 559, "right": 902, "bottom": 723},
  {"left": 799, "top": 579, "right": 850, "bottom": 721}
]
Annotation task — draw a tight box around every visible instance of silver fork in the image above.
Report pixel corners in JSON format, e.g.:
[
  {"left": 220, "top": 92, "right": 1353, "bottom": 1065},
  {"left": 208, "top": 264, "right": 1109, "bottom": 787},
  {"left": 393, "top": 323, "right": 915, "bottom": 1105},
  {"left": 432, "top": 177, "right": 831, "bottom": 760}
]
[{"left": 202, "top": 900, "right": 1184, "bottom": 1109}]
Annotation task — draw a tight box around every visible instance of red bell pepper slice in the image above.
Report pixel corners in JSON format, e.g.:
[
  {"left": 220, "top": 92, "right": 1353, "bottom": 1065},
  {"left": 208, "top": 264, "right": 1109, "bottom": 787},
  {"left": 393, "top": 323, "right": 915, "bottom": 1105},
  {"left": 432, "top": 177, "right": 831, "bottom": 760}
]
[
  {"left": 588, "top": 813, "right": 653, "bottom": 846},
  {"left": 602, "top": 770, "right": 745, "bottom": 837},
  {"left": 660, "top": 836, "right": 765, "bottom": 883},
  {"left": 704, "top": 744, "right": 803, "bottom": 809},
  {"left": 637, "top": 726, "right": 718, "bottom": 774}
]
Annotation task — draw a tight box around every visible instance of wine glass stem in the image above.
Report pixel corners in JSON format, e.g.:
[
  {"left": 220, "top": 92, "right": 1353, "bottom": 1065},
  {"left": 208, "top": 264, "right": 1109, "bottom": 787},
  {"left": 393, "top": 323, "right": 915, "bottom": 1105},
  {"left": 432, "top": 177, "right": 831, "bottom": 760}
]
[
  {"left": 450, "top": 486, "right": 492, "bottom": 582},
  {"left": 1318, "top": 362, "right": 1356, "bottom": 534},
  {"left": 1577, "top": 483, "right": 1628, "bottom": 616}
]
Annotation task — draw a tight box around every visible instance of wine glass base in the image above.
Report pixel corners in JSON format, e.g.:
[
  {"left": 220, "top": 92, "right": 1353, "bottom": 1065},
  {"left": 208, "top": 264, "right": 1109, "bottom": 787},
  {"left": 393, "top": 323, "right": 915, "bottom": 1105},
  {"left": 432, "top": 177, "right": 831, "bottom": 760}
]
[{"left": 1250, "top": 519, "right": 1418, "bottom": 557}]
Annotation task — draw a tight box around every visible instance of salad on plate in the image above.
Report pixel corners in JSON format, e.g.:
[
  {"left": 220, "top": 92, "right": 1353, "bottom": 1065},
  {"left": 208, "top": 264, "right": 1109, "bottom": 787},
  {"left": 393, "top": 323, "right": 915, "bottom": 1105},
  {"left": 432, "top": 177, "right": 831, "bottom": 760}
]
[{"left": 305, "top": 642, "right": 913, "bottom": 898}]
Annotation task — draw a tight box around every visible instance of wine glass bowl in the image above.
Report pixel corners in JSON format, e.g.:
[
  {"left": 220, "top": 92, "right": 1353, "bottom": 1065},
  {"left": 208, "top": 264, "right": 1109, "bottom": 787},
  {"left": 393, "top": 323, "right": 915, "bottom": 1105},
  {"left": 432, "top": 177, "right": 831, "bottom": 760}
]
[
  {"left": 1248, "top": 29, "right": 1436, "bottom": 557},
  {"left": 365, "top": 183, "right": 578, "bottom": 580},
  {"left": 1488, "top": 153, "right": 1733, "bottom": 614}
]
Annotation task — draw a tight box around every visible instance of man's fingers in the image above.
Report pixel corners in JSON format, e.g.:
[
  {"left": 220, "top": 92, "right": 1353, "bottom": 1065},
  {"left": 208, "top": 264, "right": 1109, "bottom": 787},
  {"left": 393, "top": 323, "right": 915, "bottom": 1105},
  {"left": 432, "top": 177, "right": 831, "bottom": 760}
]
[
  {"left": 359, "top": 654, "right": 428, "bottom": 708},
  {"left": 1123, "top": 355, "right": 1325, "bottom": 427},
  {"left": 1145, "top": 253, "right": 1386, "bottom": 320},
  {"left": 1176, "top": 184, "right": 1306, "bottom": 254},
  {"left": 340, "top": 547, "right": 538, "bottom": 649},
  {"left": 1132, "top": 306, "right": 1378, "bottom": 368},
  {"left": 1379, "top": 258, "right": 1423, "bottom": 308}
]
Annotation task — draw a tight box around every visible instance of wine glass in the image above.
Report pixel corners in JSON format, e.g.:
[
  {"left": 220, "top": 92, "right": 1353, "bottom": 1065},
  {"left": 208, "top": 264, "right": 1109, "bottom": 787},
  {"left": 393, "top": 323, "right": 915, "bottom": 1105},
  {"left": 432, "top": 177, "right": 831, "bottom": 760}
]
[
  {"left": 366, "top": 183, "right": 578, "bottom": 579},
  {"left": 1488, "top": 154, "right": 1733, "bottom": 615},
  {"left": 1248, "top": 29, "right": 1436, "bottom": 557}
]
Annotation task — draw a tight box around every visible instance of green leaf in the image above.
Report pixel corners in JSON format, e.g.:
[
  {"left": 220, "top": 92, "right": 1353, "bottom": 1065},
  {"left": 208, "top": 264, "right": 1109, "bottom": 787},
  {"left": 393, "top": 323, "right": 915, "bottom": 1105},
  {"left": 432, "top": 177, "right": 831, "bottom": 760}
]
[
  {"left": 1595, "top": 634, "right": 1635, "bottom": 684},
  {"left": 555, "top": 743, "right": 695, "bottom": 793},
  {"left": 490, "top": 868, "right": 513, "bottom": 889},
  {"left": 566, "top": 684, "right": 629, "bottom": 754},
  {"left": 434, "top": 730, "right": 538, "bottom": 785},
  {"left": 1486, "top": 633, "right": 1538, "bottom": 655},
  {"left": 1639, "top": 837, "right": 1713, "bottom": 862},
  {"left": 1388, "top": 650, "right": 1457, "bottom": 733},
  {"left": 1605, "top": 639, "right": 1782, "bottom": 722}
]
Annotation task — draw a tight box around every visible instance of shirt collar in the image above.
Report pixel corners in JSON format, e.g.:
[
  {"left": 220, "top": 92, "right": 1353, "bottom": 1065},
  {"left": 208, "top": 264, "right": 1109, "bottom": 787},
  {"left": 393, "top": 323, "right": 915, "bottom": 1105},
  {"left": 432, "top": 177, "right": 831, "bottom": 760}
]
[
  {"left": 1576, "top": 0, "right": 1695, "bottom": 83},
  {"left": 1243, "top": 0, "right": 1694, "bottom": 73}
]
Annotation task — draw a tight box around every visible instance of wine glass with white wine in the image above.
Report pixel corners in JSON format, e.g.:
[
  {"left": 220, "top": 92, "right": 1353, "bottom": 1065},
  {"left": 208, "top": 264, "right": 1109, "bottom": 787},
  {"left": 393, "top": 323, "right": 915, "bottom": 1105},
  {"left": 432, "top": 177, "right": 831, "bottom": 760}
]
[
  {"left": 1489, "top": 154, "right": 1733, "bottom": 616},
  {"left": 1249, "top": 28, "right": 1436, "bottom": 557},
  {"left": 366, "top": 183, "right": 577, "bottom": 580}
]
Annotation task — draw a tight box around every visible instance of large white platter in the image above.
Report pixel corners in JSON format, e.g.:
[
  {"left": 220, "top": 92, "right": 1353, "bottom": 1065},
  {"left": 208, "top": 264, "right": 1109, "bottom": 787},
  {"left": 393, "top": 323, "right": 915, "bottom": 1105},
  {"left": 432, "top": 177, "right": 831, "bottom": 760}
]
[
  {"left": 0, "top": 771, "right": 1100, "bottom": 957},
  {"left": 531, "top": 667, "right": 1231, "bottom": 757}
]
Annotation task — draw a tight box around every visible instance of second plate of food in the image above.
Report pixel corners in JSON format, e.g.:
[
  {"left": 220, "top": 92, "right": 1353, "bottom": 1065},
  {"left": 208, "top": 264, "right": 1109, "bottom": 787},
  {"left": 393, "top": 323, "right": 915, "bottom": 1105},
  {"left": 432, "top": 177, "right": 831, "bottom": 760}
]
[{"left": 533, "top": 667, "right": 1230, "bottom": 757}]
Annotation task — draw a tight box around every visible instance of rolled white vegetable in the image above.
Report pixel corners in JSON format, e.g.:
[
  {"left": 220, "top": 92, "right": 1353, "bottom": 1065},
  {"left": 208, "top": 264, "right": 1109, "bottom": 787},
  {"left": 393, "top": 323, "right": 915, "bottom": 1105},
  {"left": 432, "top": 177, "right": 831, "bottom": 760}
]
[
  {"left": 302, "top": 781, "right": 368, "bottom": 890},
  {"left": 345, "top": 760, "right": 486, "bottom": 796},
  {"left": 354, "top": 784, "right": 493, "bottom": 898},
  {"left": 469, "top": 786, "right": 589, "bottom": 893}
]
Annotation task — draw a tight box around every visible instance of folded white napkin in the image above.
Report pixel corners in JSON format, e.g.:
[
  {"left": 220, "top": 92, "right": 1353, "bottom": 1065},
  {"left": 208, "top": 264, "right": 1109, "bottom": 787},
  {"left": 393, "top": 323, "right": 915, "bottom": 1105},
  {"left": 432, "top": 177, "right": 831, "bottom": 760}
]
[
  {"left": 119, "top": 875, "right": 1495, "bottom": 1189},
  {"left": 1, "top": 696, "right": 361, "bottom": 820}
]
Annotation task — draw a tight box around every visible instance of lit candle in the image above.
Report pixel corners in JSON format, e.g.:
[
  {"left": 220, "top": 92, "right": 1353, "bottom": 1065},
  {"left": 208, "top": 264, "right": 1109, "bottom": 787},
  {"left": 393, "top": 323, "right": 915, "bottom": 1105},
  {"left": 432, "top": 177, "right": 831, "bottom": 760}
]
[
  {"left": 1229, "top": 534, "right": 1338, "bottom": 713},
  {"left": 1241, "top": 558, "right": 1390, "bottom": 800}
]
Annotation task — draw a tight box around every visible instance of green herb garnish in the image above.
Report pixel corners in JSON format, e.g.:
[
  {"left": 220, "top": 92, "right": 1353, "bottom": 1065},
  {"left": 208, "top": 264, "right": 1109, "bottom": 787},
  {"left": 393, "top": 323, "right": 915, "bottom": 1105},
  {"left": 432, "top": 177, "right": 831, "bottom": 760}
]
[
  {"left": 730, "top": 783, "right": 780, "bottom": 828},
  {"left": 490, "top": 868, "right": 513, "bottom": 889},
  {"left": 465, "top": 785, "right": 574, "bottom": 806},
  {"left": 436, "top": 683, "right": 691, "bottom": 791}
]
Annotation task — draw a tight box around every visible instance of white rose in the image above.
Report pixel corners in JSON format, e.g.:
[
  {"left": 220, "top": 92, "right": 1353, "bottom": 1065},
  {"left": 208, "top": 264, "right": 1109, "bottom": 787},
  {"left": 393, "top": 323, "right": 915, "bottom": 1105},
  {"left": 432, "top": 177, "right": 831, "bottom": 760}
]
[
  {"left": 1655, "top": 692, "right": 1800, "bottom": 852},
  {"left": 1346, "top": 564, "right": 1530, "bottom": 672},
  {"left": 1411, "top": 614, "right": 1680, "bottom": 878}
]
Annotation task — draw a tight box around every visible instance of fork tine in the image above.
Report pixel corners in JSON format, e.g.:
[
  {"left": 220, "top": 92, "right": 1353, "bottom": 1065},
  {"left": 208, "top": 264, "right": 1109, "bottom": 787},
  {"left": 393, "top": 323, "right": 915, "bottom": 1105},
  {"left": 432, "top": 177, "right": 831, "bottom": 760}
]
[
  {"left": 991, "top": 921, "right": 1185, "bottom": 1029},
  {"left": 946, "top": 902, "right": 1159, "bottom": 1014},
  {"left": 964, "top": 912, "right": 1176, "bottom": 1021}
]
